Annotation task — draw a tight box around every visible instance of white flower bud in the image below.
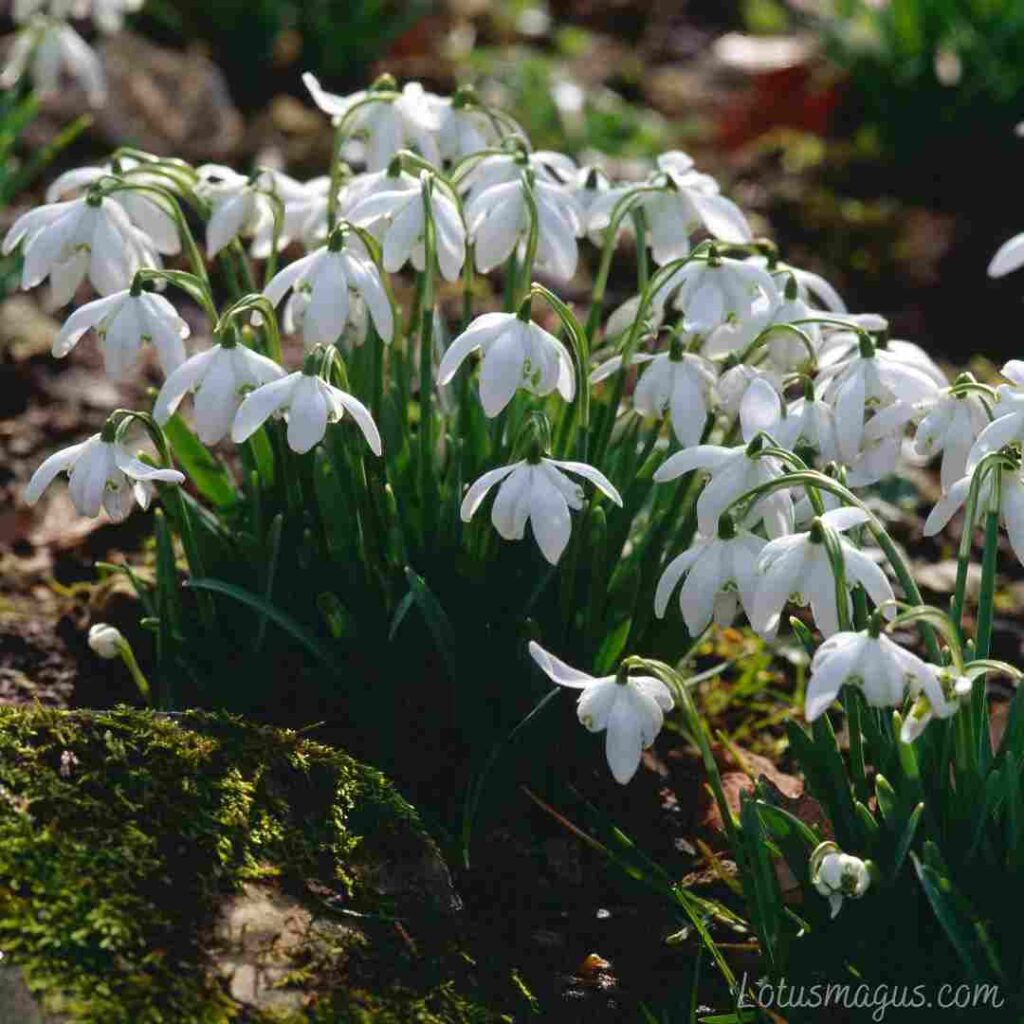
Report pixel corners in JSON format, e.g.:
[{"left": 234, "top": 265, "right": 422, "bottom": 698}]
[
  {"left": 88, "top": 623, "right": 126, "bottom": 660},
  {"left": 810, "top": 842, "right": 871, "bottom": 918}
]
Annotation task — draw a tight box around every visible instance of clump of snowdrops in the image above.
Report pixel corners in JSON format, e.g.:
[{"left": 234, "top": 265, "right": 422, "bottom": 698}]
[{"left": 10, "top": 69, "right": 1024, "bottom": 1012}]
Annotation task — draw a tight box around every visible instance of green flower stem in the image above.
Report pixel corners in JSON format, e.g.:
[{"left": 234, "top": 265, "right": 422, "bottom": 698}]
[
  {"left": 972, "top": 475, "right": 1002, "bottom": 766},
  {"left": 117, "top": 639, "right": 152, "bottom": 705},
  {"left": 327, "top": 120, "right": 346, "bottom": 232}
]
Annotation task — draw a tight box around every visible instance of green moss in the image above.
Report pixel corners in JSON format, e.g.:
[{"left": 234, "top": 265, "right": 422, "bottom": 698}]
[{"left": 0, "top": 706, "right": 497, "bottom": 1023}]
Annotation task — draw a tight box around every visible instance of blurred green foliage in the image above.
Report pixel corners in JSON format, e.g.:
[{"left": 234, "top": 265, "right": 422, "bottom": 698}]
[
  {"left": 139, "top": 0, "right": 431, "bottom": 108},
  {"left": 769, "top": 0, "right": 1024, "bottom": 156}
]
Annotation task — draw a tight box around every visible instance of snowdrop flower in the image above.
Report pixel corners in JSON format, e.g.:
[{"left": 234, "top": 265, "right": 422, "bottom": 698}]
[
  {"left": 924, "top": 459, "right": 1024, "bottom": 567},
  {"left": 658, "top": 254, "right": 778, "bottom": 335},
  {"left": 528, "top": 641, "right": 673, "bottom": 784},
  {"left": 988, "top": 231, "right": 1024, "bottom": 278},
  {"left": 914, "top": 383, "right": 990, "bottom": 491},
  {"left": 817, "top": 336, "right": 939, "bottom": 466},
  {"left": 15, "top": 0, "right": 144, "bottom": 32},
  {"left": 2, "top": 193, "right": 158, "bottom": 305},
  {"left": 196, "top": 164, "right": 309, "bottom": 259},
  {"left": 900, "top": 663, "right": 967, "bottom": 743},
  {"left": 843, "top": 401, "right": 918, "bottom": 487},
  {"left": 751, "top": 508, "right": 895, "bottom": 638},
  {"left": 45, "top": 160, "right": 182, "bottom": 257},
  {"left": 461, "top": 456, "right": 621, "bottom": 565},
  {"left": 465, "top": 170, "right": 583, "bottom": 280},
  {"left": 964, "top": 361, "right": 1024, "bottom": 469},
  {"left": 435, "top": 86, "right": 504, "bottom": 162},
  {"left": 631, "top": 342, "right": 717, "bottom": 447},
  {"left": 810, "top": 843, "right": 871, "bottom": 919},
  {"left": 263, "top": 229, "right": 393, "bottom": 348},
  {"left": 347, "top": 169, "right": 465, "bottom": 281},
  {"left": 654, "top": 515, "right": 765, "bottom": 634},
  {"left": 303, "top": 72, "right": 441, "bottom": 171},
  {"left": 1, "top": 16, "right": 106, "bottom": 107},
  {"left": 780, "top": 389, "right": 840, "bottom": 463},
  {"left": 231, "top": 359, "right": 382, "bottom": 456},
  {"left": 24, "top": 428, "right": 184, "bottom": 521},
  {"left": 588, "top": 152, "right": 751, "bottom": 265},
  {"left": 438, "top": 310, "right": 575, "bottom": 417},
  {"left": 804, "top": 626, "right": 944, "bottom": 721},
  {"left": 457, "top": 149, "right": 577, "bottom": 203},
  {"left": 715, "top": 363, "right": 782, "bottom": 421},
  {"left": 53, "top": 283, "right": 189, "bottom": 378},
  {"left": 654, "top": 438, "right": 794, "bottom": 540},
  {"left": 154, "top": 338, "right": 285, "bottom": 445},
  {"left": 87, "top": 622, "right": 125, "bottom": 659}
]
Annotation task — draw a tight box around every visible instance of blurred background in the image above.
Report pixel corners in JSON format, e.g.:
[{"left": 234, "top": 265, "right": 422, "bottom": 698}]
[{"left": 5, "top": 0, "right": 1024, "bottom": 354}]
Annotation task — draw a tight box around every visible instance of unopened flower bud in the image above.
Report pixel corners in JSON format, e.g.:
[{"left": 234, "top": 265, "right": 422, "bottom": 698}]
[
  {"left": 88, "top": 623, "right": 125, "bottom": 660},
  {"left": 810, "top": 842, "right": 871, "bottom": 918}
]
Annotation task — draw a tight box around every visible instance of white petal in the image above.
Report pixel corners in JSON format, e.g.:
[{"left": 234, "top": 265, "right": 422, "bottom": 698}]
[{"left": 528, "top": 640, "right": 596, "bottom": 689}]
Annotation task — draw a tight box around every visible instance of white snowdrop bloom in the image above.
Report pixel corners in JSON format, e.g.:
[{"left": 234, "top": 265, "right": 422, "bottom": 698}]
[
  {"left": 842, "top": 400, "right": 919, "bottom": 487},
  {"left": 232, "top": 366, "right": 382, "bottom": 456},
  {"left": 87, "top": 622, "right": 125, "bottom": 659},
  {"left": 24, "top": 430, "right": 184, "bottom": 521},
  {"left": 804, "top": 627, "right": 943, "bottom": 721},
  {"left": 816, "top": 337, "right": 939, "bottom": 466},
  {"left": 460, "top": 456, "right": 621, "bottom": 565},
  {"left": 653, "top": 440, "right": 794, "bottom": 540},
  {"left": 773, "top": 259, "right": 847, "bottom": 313},
  {"left": 457, "top": 149, "right": 577, "bottom": 203},
  {"left": 303, "top": 72, "right": 441, "bottom": 171},
  {"left": 53, "top": 285, "right": 189, "bottom": 378},
  {"left": 715, "top": 363, "right": 783, "bottom": 420},
  {"left": 1, "top": 16, "right": 106, "bottom": 107},
  {"left": 811, "top": 845, "right": 871, "bottom": 919},
  {"left": 588, "top": 152, "right": 751, "bottom": 265},
  {"left": 438, "top": 311, "right": 575, "bottom": 417},
  {"left": 654, "top": 518, "right": 765, "bottom": 634},
  {"left": 347, "top": 170, "right": 465, "bottom": 282},
  {"left": 750, "top": 507, "right": 895, "bottom": 639},
  {"left": 435, "top": 89, "right": 504, "bottom": 162},
  {"left": 46, "top": 160, "right": 182, "bottom": 257},
  {"left": 900, "top": 663, "right": 966, "bottom": 743},
  {"left": 263, "top": 233, "right": 393, "bottom": 348},
  {"left": 528, "top": 641, "right": 673, "bottom": 785},
  {"left": 881, "top": 339, "right": 947, "bottom": 389},
  {"left": 988, "top": 231, "right": 1024, "bottom": 278},
  {"left": 196, "top": 164, "right": 309, "bottom": 259},
  {"left": 657, "top": 255, "right": 778, "bottom": 335},
  {"left": 632, "top": 347, "right": 717, "bottom": 447},
  {"left": 2, "top": 193, "right": 158, "bottom": 305},
  {"left": 737, "top": 376, "right": 787, "bottom": 445},
  {"left": 465, "top": 173, "right": 583, "bottom": 280},
  {"left": 914, "top": 386, "right": 990, "bottom": 491},
  {"left": 153, "top": 339, "right": 285, "bottom": 445},
  {"left": 964, "top": 362, "right": 1024, "bottom": 469},
  {"left": 924, "top": 461, "right": 1024, "bottom": 567}
]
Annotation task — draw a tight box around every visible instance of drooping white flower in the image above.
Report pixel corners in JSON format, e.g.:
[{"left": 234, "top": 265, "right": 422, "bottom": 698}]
[
  {"left": 587, "top": 152, "right": 751, "bottom": 265},
  {"left": 465, "top": 172, "right": 583, "bottom": 280},
  {"left": 750, "top": 507, "right": 896, "bottom": 638},
  {"left": 457, "top": 149, "right": 577, "bottom": 203},
  {"left": 804, "top": 627, "right": 943, "bottom": 721},
  {"left": 153, "top": 340, "right": 285, "bottom": 445},
  {"left": 87, "top": 622, "right": 125, "bottom": 659},
  {"left": 779, "top": 391, "right": 840, "bottom": 463},
  {"left": 461, "top": 456, "right": 621, "bottom": 565},
  {"left": 924, "top": 461, "right": 1024, "bottom": 567},
  {"left": 45, "top": 160, "right": 182, "bottom": 257},
  {"left": 1, "top": 16, "right": 106, "bottom": 107},
  {"left": 657, "top": 254, "right": 778, "bottom": 335},
  {"left": 438, "top": 311, "right": 575, "bottom": 417},
  {"left": 231, "top": 367, "right": 382, "bottom": 456},
  {"left": 810, "top": 844, "right": 871, "bottom": 919},
  {"left": 900, "top": 663, "right": 968, "bottom": 743},
  {"left": 24, "top": 430, "right": 184, "bottom": 521},
  {"left": 347, "top": 170, "right": 465, "bottom": 281},
  {"left": 816, "top": 336, "right": 939, "bottom": 466},
  {"left": 2, "top": 194, "right": 158, "bottom": 305},
  {"left": 263, "top": 233, "right": 393, "bottom": 348},
  {"left": 654, "top": 518, "right": 765, "bottom": 634},
  {"left": 653, "top": 440, "right": 794, "bottom": 540},
  {"left": 196, "top": 164, "right": 310, "bottom": 259},
  {"left": 528, "top": 641, "right": 673, "bottom": 784},
  {"left": 914, "top": 386, "right": 990, "bottom": 491},
  {"left": 632, "top": 347, "right": 717, "bottom": 447},
  {"left": 964, "top": 361, "right": 1024, "bottom": 469},
  {"left": 53, "top": 285, "right": 189, "bottom": 378},
  {"left": 434, "top": 88, "right": 505, "bottom": 162},
  {"left": 303, "top": 73, "right": 442, "bottom": 171}
]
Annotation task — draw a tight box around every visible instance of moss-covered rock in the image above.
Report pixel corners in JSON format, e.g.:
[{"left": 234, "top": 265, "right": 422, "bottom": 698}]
[{"left": 0, "top": 706, "right": 500, "bottom": 1023}]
